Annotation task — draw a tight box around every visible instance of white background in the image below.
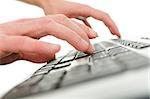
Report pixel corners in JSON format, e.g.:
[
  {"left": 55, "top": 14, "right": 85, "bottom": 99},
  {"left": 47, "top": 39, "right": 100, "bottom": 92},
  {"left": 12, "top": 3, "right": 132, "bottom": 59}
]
[{"left": 0, "top": 0, "right": 150, "bottom": 98}]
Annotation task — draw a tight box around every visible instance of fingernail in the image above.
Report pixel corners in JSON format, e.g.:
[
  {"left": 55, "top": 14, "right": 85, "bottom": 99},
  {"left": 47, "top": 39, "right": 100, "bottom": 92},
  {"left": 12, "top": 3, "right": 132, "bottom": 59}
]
[
  {"left": 87, "top": 44, "right": 95, "bottom": 54},
  {"left": 118, "top": 35, "right": 121, "bottom": 38},
  {"left": 81, "top": 39, "right": 93, "bottom": 53},
  {"left": 53, "top": 44, "right": 61, "bottom": 52},
  {"left": 89, "top": 29, "right": 98, "bottom": 37},
  {"left": 118, "top": 34, "right": 121, "bottom": 38},
  {"left": 48, "top": 44, "right": 61, "bottom": 53},
  {"left": 116, "top": 32, "right": 121, "bottom": 38}
]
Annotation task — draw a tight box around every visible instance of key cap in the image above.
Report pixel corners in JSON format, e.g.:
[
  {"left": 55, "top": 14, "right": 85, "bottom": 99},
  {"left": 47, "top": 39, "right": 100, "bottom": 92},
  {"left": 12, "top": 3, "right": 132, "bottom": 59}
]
[
  {"left": 54, "top": 62, "right": 71, "bottom": 69},
  {"left": 106, "top": 46, "right": 129, "bottom": 56},
  {"left": 141, "top": 37, "right": 150, "bottom": 40},
  {"left": 5, "top": 71, "right": 62, "bottom": 99},
  {"left": 93, "top": 43, "right": 105, "bottom": 53},
  {"left": 33, "top": 65, "right": 54, "bottom": 76},
  {"left": 91, "top": 57, "right": 125, "bottom": 77},
  {"left": 2, "top": 85, "right": 33, "bottom": 99},
  {"left": 39, "top": 59, "right": 69, "bottom": 75},
  {"left": 112, "top": 39, "right": 150, "bottom": 49},
  {"left": 40, "top": 64, "right": 54, "bottom": 71},
  {"left": 47, "top": 57, "right": 62, "bottom": 65},
  {"left": 33, "top": 70, "right": 48, "bottom": 76},
  {"left": 19, "top": 75, "right": 43, "bottom": 87},
  {"left": 32, "top": 68, "right": 66, "bottom": 92},
  {"left": 60, "top": 57, "right": 92, "bottom": 86},
  {"left": 92, "top": 51, "right": 108, "bottom": 60},
  {"left": 60, "top": 50, "right": 77, "bottom": 63},
  {"left": 75, "top": 52, "right": 89, "bottom": 59},
  {"left": 3, "top": 75, "right": 44, "bottom": 99},
  {"left": 138, "top": 43, "right": 150, "bottom": 48},
  {"left": 114, "top": 51, "right": 150, "bottom": 69}
]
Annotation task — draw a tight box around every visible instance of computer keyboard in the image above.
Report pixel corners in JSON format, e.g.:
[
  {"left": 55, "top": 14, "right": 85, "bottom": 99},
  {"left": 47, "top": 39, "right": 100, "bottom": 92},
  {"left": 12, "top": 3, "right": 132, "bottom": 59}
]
[
  {"left": 2, "top": 40, "right": 150, "bottom": 99},
  {"left": 111, "top": 39, "right": 150, "bottom": 49}
]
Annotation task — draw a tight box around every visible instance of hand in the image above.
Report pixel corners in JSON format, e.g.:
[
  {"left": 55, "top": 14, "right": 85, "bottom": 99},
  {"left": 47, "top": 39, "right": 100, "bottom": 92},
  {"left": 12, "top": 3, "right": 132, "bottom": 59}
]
[
  {"left": 33, "top": 0, "right": 121, "bottom": 37},
  {"left": 0, "top": 15, "right": 97, "bottom": 64}
]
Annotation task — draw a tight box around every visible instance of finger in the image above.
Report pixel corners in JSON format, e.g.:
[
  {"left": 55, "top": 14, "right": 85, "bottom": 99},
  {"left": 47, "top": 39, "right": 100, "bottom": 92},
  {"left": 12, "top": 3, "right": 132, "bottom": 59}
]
[
  {"left": 76, "top": 17, "right": 92, "bottom": 28},
  {"left": 52, "top": 15, "right": 89, "bottom": 42},
  {"left": 0, "top": 51, "right": 12, "bottom": 59},
  {"left": 0, "top": 53, "right": 20, "bottom": 65},
  {"left": 72, "top": 20, "right": 98, "bottom": 39},
  {"left": 20, "top": 52, "right": 55, "bottom": 63},
  {"left": 82, "top": 19, "right": 92, "bottom": 28},
  {"left": 0, "top": 36, "right": 60, "bottom": 55},
  {"left": 89, "top": 9, "right": 121, "bottom": 37},
  {"left": 0, "top": 18, "right": 48, "bottom": 38},
  {"left": 74, "top": 5, "right": 121, "bottom": 37}
]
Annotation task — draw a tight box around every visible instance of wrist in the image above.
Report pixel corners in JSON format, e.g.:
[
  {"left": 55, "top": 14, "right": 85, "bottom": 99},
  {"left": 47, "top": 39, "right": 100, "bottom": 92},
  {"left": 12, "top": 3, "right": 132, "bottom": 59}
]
[
  {"left": 18, "top": 0, "right": 48, "bottom": 8},
  {"left": 33, "top": 0, "right": 49, "bottom": 8},
  {"left": 32, "top": 0, "right": 58, "bottom": 8},
  {"left": 36, "top": 0, "right": 63, "bottom": 9}
]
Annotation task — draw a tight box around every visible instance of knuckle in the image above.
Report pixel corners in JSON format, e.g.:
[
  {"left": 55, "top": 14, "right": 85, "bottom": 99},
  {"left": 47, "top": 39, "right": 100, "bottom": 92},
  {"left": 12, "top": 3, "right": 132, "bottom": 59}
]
[
  {"left": 81, "top": 45, "right": 89, "bottom": 52},
  {"left": 77, "top": 23, "right": 91, "bottom": 34},
  {"left": 83, "top": 4, "right": 91, "bottom": 9},
  {"left": 82, "top": 4, "right": 92, "bottom": 11},
  {"left": 42, "top": 17, "right": 55, "bottom": 25},
  {"left": 76, "top": 38, "right": 89, "bottom": 52},
  {"left": 18, "top": 36, "right": 30, "bottom": 51},
  {"left": 103, "top": 12, "right": 111, "bottom": 18},
  {"left": 0, "top": 35, "right": 5, "bottom": 50},
  {"left": 56, "top": 14, "right": 68, "bottom": 21},
  {"left": 82, "top": 25, "right": 91, "bottom": 33},
  {"left": 39, "top": 17, "right": 56, "bottom": 30}
]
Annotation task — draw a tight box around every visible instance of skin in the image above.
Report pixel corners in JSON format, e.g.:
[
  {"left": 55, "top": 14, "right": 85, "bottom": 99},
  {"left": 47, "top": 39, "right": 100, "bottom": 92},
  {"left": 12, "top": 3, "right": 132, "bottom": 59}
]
[{"left": 0, "top": 0, "right": 121, "bottom": 65}]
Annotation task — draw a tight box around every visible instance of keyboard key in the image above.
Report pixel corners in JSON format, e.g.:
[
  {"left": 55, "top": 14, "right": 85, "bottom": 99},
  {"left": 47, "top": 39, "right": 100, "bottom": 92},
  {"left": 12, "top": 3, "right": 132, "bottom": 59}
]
[
  {"left": 100, "top": 41, "right": 119, "bottom": 49},
  {"left": 35, "top": 78, "right": 59, "bottom": 92},
  {"left": 47, "top": 57, "right": 62, "bottom": 65},
  {"left": 106, "top": 46, "right": 129, "bottom": 56},
  {"left": 114, "top": 51, "right": 150, "bottom": 69},
  {"left": 19, "top": 75, "right": 43, "bottom": 87},
  {"left": 32, "top": 68, "right": 66, "bottom": 92},
  {"left": 112, "top": 39, "right": 150, "bottom": 49},
  {"left": 141, "top": 37, "right": 150, "bottom": 40},
  {"left": 91, "top": 57, "right": 125, "bottom": 76},
  {"left": 3, "top": 76, "right": 44, "bottom": 99},
  {"left": 75, "top": 52, "right": 89, "bottom": 59},
  {"left": 54, "top": 62, "right": 71, "bottom": 69},
  {"left": 61, "top": 58, "right": 92, "bottom": 86},
  {"left": 138, "top": 43, "right": 150, "bottom": 49},
  {"left": 44, "top": 68, "right": 66, "bottom": 81},
  {"left": 2, "top": 85, "right": 33, "bottom": 99},
  {"left": 93, "top": 43, "right": 105, "bottom": 53},
  {"left": 92, "top": 51, "right": 109, "bottom": 60},
  {"left": 59, "top": 50, "right": 77, "bottom": 63},
  {"left": 33, "top": 66, "right": 53, "bottom": 76},
  {"left": 40, "top": 64, "right": 54, "bottom": 71}
]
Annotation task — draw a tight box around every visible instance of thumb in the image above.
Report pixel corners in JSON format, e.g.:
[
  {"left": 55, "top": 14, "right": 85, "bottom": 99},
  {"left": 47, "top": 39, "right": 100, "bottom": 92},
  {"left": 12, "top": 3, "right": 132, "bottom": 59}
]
[{"left": 0, "top": 35, "right": 61, "bottom": 57}]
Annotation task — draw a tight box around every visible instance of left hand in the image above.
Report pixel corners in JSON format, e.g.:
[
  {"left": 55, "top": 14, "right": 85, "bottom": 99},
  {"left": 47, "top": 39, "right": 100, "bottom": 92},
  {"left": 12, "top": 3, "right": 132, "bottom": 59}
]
[{"left": 35, "top": 0, "right": 121, "bottom": 37}]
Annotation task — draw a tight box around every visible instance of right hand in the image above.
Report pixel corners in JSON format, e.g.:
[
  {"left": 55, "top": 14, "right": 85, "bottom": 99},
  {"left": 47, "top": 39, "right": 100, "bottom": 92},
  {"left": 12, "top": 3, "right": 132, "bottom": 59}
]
[{"left": 0, "top": 14, "right": 97, "bottom": 64}]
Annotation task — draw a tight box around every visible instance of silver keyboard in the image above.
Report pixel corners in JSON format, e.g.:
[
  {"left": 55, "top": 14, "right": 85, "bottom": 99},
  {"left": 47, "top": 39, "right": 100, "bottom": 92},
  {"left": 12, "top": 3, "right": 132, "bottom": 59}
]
[{"left": 2, "top": 40, "right": 150, "bottom": 99}]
